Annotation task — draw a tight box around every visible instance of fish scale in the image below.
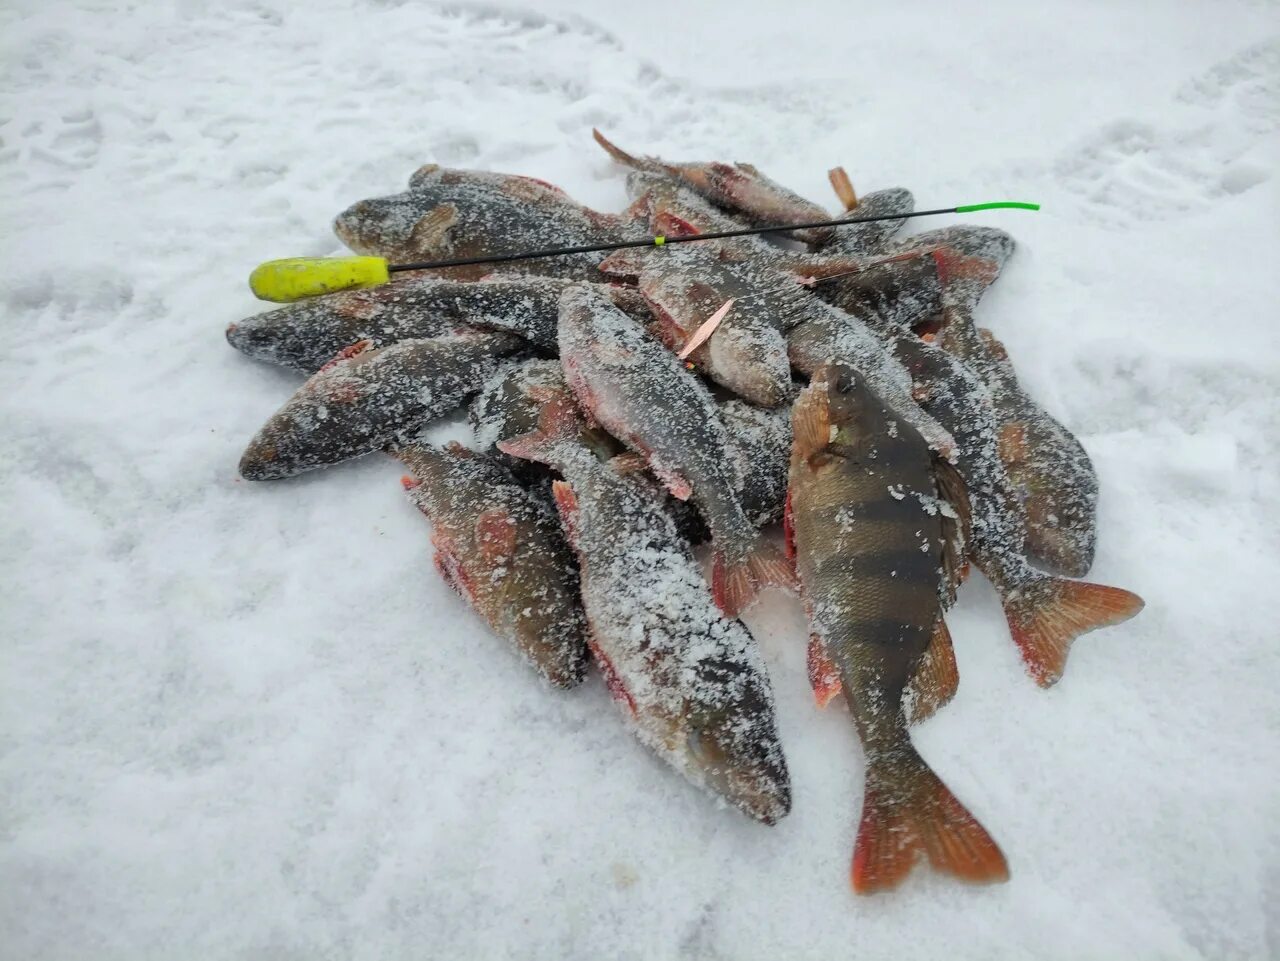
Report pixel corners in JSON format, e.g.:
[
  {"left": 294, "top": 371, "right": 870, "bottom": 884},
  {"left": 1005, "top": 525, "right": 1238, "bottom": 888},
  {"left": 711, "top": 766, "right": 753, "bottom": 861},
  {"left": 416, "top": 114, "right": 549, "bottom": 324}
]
[
  {"left": 333, "top": 165, "right": 650, "bottom": 280},
  {"left": 398, "top": 442, "right": 588, "bottom": 688},
  {"left": 556, "top": 283, "right": 794, "bottom": 616},
  {"left": 496, "top": 396, "right": 790, "bottom": 825},
  {"left": 238, "top": 330, "right": 528, "bottom": 480},
  {"left": 788, "top": 364, "right": 1008, "bottom": 894}
]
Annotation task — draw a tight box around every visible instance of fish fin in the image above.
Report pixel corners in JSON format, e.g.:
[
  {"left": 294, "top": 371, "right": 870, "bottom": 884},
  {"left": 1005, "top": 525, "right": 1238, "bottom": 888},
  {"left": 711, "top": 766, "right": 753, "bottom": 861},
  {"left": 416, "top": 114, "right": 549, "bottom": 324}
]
[
  {"left": 474, "top": 508, "right": 516, "bottom": 562},
  {"left": 998, "top": 422, "right": 1029, "bottom": 465},
  {"left": 829, "top": 166, "right": 858, "bottom": 210},
  {"left": 931, "top": 247, "right": 1001, "bottom": 310},
  {"left": 931, "top": 452, "right": 972, "bottom": 606},
  {"left": 592, "top": 128, "right": 655, "bottom": 174},
  {"left": 790, "top": 382, "right": 832, "bottom": 463},
  {"left": 400, "top": 474, "right": 420, "bottom": 491},
  {"left": 409, "top": 203, "right": 459, "bottom": 253},
  {"left": 646, "top": 456, "right": 693, "bottom": 501},
  {"left": 497, "top": 393, "right": 582, "bottom": 468},
  {"left": 550, "top": 480, "right": 581, "bottom": 550},
  {"left": 610, "top": 451, "right": 648, "bottom": 475},
  {"left": 1003, "top": 578, "right": 1145, "bottom": 687},
  {"left": 316, "top": 338, "right": 375, "bottom": 374},
  {"left": 853, "top": 747, "right": 1009, "bottom": 894},
  {"left": 597, "top": 247, "right": 653, "bottom": 281},
  {"left": 711, "top": 539, "right": 797, "bottom": 617},
  {"left": 977, "top": 327, "right": 1010, "bottom": 363},
  {"left": 808, "top": 633, "right": 842, "bottom": 708},
  {"left": 652, "top": 209, "right": 701, "bottom": 239},
  {"left": 620, "top": 191, "right": 654, "bottom": 225},
  {"left": 906, "top": 618, "right": 959, "bottom": 724}
]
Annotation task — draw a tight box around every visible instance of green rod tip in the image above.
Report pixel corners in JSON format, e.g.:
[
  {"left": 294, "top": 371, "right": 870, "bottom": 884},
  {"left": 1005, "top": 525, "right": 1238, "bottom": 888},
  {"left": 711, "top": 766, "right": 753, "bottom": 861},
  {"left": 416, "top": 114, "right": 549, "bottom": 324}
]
[{"left": 955, "top": 201, "right": 1041, "bottom": 213}]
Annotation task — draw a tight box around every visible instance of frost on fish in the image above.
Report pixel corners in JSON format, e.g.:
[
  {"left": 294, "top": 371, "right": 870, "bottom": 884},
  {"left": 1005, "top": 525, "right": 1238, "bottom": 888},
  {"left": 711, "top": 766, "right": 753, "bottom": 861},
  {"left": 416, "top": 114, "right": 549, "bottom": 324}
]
[
  {"left": 469, "top": 358, "right": 620, "bottom": 475},
  {"left": 222, "top": 273, "right": 644, "bottom": 371},
  {"left": 332, "top": 165, "right": 649, "bottom": 279},
  {"left": 636, "top": 245, "right": 811, "bottom": 407},
  {"left": 239, "top": 331, "right": 528, "bottom": 480},
  {"left": 938, "top": 302, "right": 1100, "bottom": 578},
  {"left": 557, "top": 283, "right": 795, "bottom": 616},
  {"left": 822, "top": 187, "right": 915, "bottom": 257},
  {"left": 785, "top": 299, "right": 956, "bottom": 457},
  {"left": 787, "top": 365, "right": 1006, "bottom": 893},
  {"left": 398, "top": 441, "right": 588, "bottom": 688},
  {"left": 593, "top": 128, "right": 833, "bottom": 245},
  {"left": 226, "top": 275, "right": 624, "bottom": 372},
  {"left": 893, "top": 225, "right": 1016, "bottom": 271},
  {"left": 720, "top": 399, "right": 791, "bottom": 527},
  {"left": 497, "top": 396, "right": 789, "bottom": 824}
]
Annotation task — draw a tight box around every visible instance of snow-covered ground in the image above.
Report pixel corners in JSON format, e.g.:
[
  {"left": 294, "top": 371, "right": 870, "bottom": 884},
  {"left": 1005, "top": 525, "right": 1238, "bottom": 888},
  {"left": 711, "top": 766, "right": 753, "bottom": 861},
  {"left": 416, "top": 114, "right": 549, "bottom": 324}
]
[{"left": 2, "top": 2, "right": 1278, "bottom": 957}]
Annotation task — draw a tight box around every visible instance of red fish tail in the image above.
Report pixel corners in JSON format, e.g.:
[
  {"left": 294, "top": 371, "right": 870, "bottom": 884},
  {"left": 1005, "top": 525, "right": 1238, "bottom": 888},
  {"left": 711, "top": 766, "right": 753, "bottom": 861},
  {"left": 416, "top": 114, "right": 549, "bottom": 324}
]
[
  {"left": 711, "top": 539, "right": 797, "bottom": 618},
  {"left": 1002, "top": 577, "right": 1145, "bottom": 688},
  {"left": 852, "top": 746, "right": 1009, "bottom": 894}
]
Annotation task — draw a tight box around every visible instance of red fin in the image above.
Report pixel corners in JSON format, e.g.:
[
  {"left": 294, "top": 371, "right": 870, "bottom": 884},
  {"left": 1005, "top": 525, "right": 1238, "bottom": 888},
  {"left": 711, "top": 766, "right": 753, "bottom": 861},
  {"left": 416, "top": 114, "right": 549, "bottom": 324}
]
[
  {"left": 828, "top": 166, "right": 858, "bottom": 211},
  {"left": 808, "top": 633, "right": 842, "bottom": 708},
  {"left": 475, "top": 508, "right": 516, "bottom": 562},
  {"left": 316, "top": 338, "right": 375, "bottom": 374},
  {"left": 647, "top": 457, "right": 693, "bottom": 501},
  {"left": 497, "top": 394, "right": 582, "bottom": 467},
  {"left": 906, "top": 619, "right": 959, "bottom": 724},
  {"left": 400, "top": 474, "right": 421, "bottom": 491},
  {"left": 652, "top": 209, "right": 701, "bottom": 239},
  {"left": 1003, "top": 578, "right": 1145, "bottom": 687},
  {"left": 711, "top": 540, "right": 797, "bottom": 617},
  {"left": 550, "top": 480, "right": 581, "bottom": 550},
  {"left": 598, "top": 248, "right": 652, "bottom": 280},
  {"left": 853, "top": 749, "right": 1009, "bottom": 894}
]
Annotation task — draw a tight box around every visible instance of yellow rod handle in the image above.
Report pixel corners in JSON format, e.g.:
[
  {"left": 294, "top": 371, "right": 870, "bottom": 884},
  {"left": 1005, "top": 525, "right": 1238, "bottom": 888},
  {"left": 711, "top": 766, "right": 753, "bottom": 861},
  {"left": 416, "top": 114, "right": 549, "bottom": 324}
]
[{"left": 248, "top": 256, "right": 391, "bottom": 302}]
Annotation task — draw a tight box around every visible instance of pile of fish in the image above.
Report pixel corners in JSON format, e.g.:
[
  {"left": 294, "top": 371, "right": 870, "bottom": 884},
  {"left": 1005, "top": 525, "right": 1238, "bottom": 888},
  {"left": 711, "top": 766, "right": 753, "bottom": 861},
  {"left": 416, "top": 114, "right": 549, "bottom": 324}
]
[{"left": 227, "top": 131, "right": 1144, "bottom": 895}]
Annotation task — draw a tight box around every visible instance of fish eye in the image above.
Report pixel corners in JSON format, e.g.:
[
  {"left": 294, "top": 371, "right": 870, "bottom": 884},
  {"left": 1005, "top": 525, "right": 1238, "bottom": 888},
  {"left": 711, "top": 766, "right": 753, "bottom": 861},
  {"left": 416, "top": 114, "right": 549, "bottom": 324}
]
[{"left": 834, "top": 369, "right": 858, "bottom": 394}]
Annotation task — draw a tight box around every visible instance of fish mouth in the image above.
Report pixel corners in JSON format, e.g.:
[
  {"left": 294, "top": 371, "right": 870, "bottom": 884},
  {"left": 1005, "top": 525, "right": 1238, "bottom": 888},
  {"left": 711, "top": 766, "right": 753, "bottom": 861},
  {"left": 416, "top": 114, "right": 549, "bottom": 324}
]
[
  {"left": 333, "top": 200, "right": 382, "bottom": 255},
  {"left": 684, "top": 719, "right": 792, "bottom": 825},
  {"left": 238, "top": 436, "right": 292, "bottom": 481}
]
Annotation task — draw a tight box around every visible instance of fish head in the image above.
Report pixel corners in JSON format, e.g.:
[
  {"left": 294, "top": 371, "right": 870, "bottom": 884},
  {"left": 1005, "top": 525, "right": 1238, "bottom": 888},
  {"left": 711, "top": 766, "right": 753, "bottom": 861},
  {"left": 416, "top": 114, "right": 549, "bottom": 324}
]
[
  {"left": 333, "top": 189, "right": 459, "bottom": 262},
  {"left": 680, "top": 675, "right": 791, "bottom": 825},
  {"left": 238, "top": 347, "right": 388, "bottom": 480},
  {"left": 814, "top": 362, "right": 887, "bottom": 460}
]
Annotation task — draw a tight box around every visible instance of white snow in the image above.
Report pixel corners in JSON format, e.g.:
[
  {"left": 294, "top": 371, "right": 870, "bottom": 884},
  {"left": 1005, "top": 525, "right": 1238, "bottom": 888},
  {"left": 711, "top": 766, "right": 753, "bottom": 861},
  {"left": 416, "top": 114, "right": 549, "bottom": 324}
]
[{"left": 2, "top": 2, "right": 1278, "bottom": 958}]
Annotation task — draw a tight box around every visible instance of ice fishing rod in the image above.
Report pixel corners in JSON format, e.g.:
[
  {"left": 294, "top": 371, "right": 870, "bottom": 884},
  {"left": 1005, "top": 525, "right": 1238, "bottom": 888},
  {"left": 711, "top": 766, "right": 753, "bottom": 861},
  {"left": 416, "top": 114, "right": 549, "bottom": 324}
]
[{"left": 249, "top": 200, "right": 1039, "bottom": 303}]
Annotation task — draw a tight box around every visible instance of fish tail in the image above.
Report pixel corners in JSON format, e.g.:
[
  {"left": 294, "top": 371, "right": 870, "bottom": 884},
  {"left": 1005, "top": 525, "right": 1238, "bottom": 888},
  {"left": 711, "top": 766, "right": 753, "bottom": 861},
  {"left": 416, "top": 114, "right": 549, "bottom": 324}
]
[
  {"left": 1002, "top": 576, "right": 1145, "bottom": 688},
  {"left": 930, "top": 247, "right": 1002, "bottom": 311},
  {"left": 711, "top": 539, "right": 797, "bottom": 618},
  {"left": 496, "top": 392, "right": 582, "bottom": 469},
  {"left": 853, "top": 744, "right": 1009, "bottom": 894},
  {"left": 592, "top": 128, "right": 661, "bottom": 174}
]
